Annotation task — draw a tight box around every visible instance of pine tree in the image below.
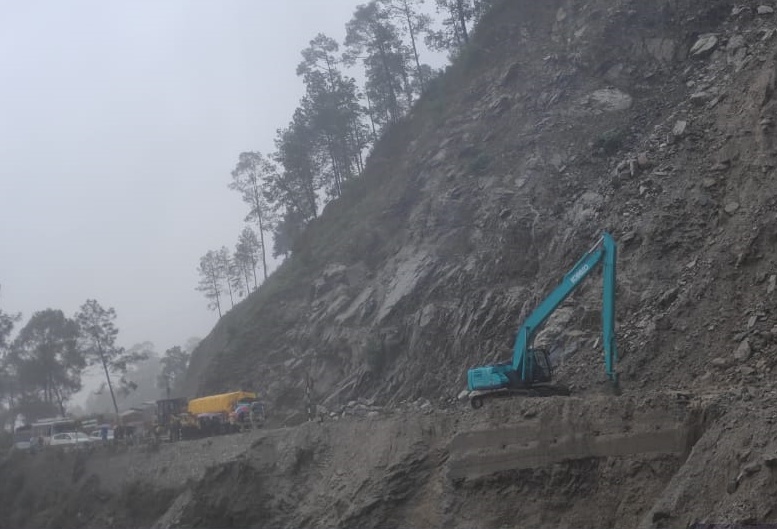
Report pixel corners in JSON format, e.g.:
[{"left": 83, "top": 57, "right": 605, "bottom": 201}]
[
  {"left": 229, "top": 152, "right": 276, "bottom": 280},
  {"left": 297, "top": 34, "right": 368, "bottom": 198},
  {"left": 196, "top": 250, "right": 224, "bottom": 317},
  {"left": 158, "top": 345, "right": 190, "bottom": 399},
  {"left": 9, "top": 309, "right": 84, "bottom": 417},
  {"left": 345, "top": 2, "right": 411, "bottom": 129},
  {"left": 217, "top": 246, "right": 239, "bottom": 308},
  {"left": 270, "top": 109, "right": 321, "bottom": 216},
  {"left": 76, "top": 300, "right": 146, "bottom": 422},
  {"left": 234, "top": 227, "right": 262, "bottom": 291},
  {"left": 379, "top": 0, "right": 433, "bottom": 94}
]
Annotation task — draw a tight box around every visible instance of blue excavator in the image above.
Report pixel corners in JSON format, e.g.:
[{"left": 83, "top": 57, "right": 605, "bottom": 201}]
[{"left": 467, "top": 232, "right": 618, "bottom": 409}]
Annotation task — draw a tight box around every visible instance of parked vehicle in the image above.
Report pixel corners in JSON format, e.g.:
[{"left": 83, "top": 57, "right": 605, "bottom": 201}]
[
  {"left": 187, "top": 391, "right": 257, "bottom": 416},
  {"left": 13, "top": 425, "right": 33, "bottom": 450},
  {"left": 49, "top": 432, "right": 93, "bottom": 447},
  {"left": 89, "top": 429, "right": 114, "bottom": 441},
  {"left": 30, "top": 417, "right": 80, "bottom": 446}
]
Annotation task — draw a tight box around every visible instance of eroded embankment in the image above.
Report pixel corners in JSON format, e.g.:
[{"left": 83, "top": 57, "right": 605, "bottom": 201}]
[
  {"left": 0, "top": 392, "right": 718, "bottom": 529},
  {"left": 443, "top": 392, "right": 704, "bottom": 528}
]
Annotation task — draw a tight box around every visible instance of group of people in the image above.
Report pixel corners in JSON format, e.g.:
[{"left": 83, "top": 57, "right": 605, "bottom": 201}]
[{"left": 234, "top": 400, "right": 266, "bottom": 431}]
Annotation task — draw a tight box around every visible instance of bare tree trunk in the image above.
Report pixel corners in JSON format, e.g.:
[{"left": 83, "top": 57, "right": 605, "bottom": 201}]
[
  {"left": 251, "top": 255, "right": 258, "bottom": 290},
  {"left": 365, "top": 93, "right": 379, "bottom": 142},
  {"left": 400, "top": 62, "right": 413, "bottom": 107},
  {"left": 210, "top": 273, "right": 223, "bottom": 317},
  {"left": 53, "top": 385, "right": 65, "bottom": 417},
  {"left": 324, "top": 133, "right": 343, "bottom": 197},
  {"left": 242, "top": 265, "right": 252, "bottom": 296},
  {"left": 99, "top": 347, "right": 120, "bottom": 424},
  {"left": 403, "top": 0, "right": 425, "bottom": 91},
  {"left": 348, "top": 123, "right": 365, "bottom": 174},
  {"left": 251, "top": 182, "right": 269, "bottom": 282},
  {"left": 257, "top": 217, "right": 268, "bottom": 281},
  {"left": 225, "top": 274, "right": 235, "bottom": 308},
  {"left": 377, "top": 41, "right": 400, "bottom": 122},
  {"left": 456, "top": 0, "right": 469, "bottom": 43}
]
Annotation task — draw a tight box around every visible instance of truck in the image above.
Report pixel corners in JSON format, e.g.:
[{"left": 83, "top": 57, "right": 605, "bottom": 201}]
[
  {"left": 467, "top": 232, "right": 618, "bottom": 408},
  {"left": 153, "top": 391, "right": 264, "bottom": 441},
  {"left": 179, "top": 391, "right": 258, "bottom": 438}
]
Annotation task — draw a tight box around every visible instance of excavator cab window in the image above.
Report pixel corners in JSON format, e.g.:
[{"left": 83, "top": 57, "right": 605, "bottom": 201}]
[{"left": 530, "top": 348, "right": 553, "bottom": 384}]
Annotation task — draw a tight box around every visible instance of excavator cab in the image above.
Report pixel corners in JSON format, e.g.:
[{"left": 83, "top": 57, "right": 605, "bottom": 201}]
[
  {"left": 506, "top": 348, "right": 552, "bottom": 387},
  {"left": 529, "top": 348, "right": 552, "bottom": 384}
]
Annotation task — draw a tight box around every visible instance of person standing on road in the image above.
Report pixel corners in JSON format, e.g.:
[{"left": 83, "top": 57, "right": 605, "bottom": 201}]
[
  {"left": 153, "top": 422, "right": 162, "bottom": 445},
  {"left": 250, "top": 401, "right": 264, "bottom": 429}
]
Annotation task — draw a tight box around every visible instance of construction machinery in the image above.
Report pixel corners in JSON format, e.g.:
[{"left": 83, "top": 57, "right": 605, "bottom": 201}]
[
  {"left": 155, "top": 397, "right": 188, "bottom": 441},
  {"left": 467, "top": 232, "right": 618, "bottom": 409}
]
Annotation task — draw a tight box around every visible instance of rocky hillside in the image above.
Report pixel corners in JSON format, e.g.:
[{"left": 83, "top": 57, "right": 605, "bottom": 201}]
[
  {"left": 185, "top": 0, "right": 777, "bottom": 421},
  {"left": 9, "top": 2, "right": 777, "bottom": 528}
]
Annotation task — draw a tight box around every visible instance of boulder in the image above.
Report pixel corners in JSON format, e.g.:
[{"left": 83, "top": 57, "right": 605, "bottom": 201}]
[
  {"left": 672, "top": 120, "right": 688, "bottom": 137},
  {"left": 589, "top": 88, "right": 633, "bottom": 111},
  {"left": 690, "top": 34, "right": 718, "bottom": 56},
  {"left": 734, "top": 339, "right": 752, "bottom": 362},
  {"left": 724, "top": 202, "right": 740, "bottom": 214},
  {"left": 702, "top": 177, "right": 716, "bottom": 188},
  {"left": 727, "top": 35, "right": 746, "bottom": 51},
  {"left": 711, "top": 357, "right": 729, "bottom": 368}
]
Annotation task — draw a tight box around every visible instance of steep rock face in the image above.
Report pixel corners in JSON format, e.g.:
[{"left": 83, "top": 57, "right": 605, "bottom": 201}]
[{"left": 185, "top": 0, "right": 777, "bottom": 420}]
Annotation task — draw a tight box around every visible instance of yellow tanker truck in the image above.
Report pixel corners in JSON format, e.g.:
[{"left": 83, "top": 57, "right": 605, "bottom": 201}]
[
  {"left": 178, "top": 391, "right": 258, "bottom": 438},
  {"left": 187, "top": 391, "right": 256, "bottom": 415}
]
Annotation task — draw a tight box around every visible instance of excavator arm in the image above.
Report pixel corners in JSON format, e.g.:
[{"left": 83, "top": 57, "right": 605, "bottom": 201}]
[{"left": 467, "top": 232, "right": 618, "bottom": 393}]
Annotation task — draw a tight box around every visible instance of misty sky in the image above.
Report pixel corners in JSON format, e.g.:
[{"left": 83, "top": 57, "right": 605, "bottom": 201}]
[{"left": 0, "top": 0, "right": 403, "bottom": 361}]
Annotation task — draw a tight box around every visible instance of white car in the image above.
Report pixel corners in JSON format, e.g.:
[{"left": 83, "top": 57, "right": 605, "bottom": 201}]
[
  {"left": 89, "top": 429, "right": 114, "bottom": 441},
  {"left": 49, "top": 432, "right": 93, "bottom": 447}
]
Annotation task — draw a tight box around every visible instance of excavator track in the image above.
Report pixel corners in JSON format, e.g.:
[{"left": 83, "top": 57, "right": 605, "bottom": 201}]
[{"left": 469, "top": 384, "right": 571, "bottom": 409}]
